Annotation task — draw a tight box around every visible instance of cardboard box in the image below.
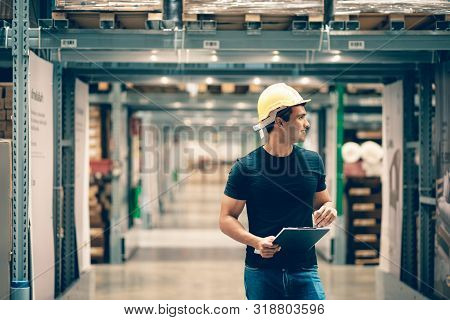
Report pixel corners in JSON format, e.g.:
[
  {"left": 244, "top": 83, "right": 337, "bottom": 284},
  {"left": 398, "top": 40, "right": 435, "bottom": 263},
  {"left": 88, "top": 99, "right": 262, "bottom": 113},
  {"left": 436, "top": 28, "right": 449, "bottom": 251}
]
[
  {"left": 5, "top": 121, "right": 12, "bottom": 138},
  {"left": 4, "top": 86, "right": 12, "bottom": 108},
  {"left": 0, "top": 139, "right": 12, "bottom": 300}
]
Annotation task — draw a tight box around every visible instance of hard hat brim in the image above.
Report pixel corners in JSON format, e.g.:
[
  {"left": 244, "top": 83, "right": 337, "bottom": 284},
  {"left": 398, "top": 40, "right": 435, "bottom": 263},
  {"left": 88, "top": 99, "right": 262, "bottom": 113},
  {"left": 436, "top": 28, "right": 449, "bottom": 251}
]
[{"left": 253, "top": 99, "right": 311, "bottom": 131}]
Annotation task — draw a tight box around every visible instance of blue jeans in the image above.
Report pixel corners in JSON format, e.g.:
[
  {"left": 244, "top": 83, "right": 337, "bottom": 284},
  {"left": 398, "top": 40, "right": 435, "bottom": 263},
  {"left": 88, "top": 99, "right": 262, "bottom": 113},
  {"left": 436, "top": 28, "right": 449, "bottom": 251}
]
[{"left": 244, "top": 265, "right": 326, "bottom": 300}]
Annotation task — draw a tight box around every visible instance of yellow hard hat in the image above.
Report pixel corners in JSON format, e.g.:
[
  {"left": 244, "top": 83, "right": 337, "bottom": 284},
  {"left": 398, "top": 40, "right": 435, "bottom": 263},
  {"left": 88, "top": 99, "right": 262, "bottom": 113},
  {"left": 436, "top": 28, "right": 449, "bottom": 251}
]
[{"left": 253, "top": 83, "right": 311, "bottom": 131}]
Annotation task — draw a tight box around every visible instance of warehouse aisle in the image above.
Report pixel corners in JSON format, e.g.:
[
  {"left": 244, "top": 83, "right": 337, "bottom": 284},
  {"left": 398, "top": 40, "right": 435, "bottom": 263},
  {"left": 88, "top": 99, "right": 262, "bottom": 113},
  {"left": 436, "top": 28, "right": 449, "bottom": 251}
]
[{"left": 66, "top": 171, "right": 376, "bottom": 300}]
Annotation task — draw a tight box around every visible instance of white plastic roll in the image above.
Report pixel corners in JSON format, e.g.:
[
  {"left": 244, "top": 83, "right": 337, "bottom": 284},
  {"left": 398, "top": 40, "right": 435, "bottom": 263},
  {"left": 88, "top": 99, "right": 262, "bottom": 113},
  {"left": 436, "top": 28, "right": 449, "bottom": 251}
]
[
  {"left": 360, "top": 141, "right": 383, "bottom": 164},
  {"left": 342, "top": 141, "right": 362, "bottom": 163}
]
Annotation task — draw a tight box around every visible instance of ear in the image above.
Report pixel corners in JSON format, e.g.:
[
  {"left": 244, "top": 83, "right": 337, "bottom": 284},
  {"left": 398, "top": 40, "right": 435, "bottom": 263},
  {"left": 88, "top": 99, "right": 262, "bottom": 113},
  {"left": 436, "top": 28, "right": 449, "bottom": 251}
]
[{"left": 275, "top": 117, "right": 283, "bottom": 128}]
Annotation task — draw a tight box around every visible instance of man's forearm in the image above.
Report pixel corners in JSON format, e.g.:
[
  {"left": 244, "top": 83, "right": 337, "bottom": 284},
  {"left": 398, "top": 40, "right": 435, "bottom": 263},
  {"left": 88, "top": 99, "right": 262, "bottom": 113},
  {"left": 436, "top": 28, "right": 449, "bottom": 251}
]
[{"left": 220, "top": 215, "right": 261, "bottom": 249}]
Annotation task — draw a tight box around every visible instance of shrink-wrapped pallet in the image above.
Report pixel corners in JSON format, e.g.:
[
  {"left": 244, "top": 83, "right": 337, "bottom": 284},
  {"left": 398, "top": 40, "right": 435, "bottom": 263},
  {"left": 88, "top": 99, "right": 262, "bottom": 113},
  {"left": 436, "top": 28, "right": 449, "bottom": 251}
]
[
  {"left": 55, "top": 0, "right": 162, "bottom": 11},
  {"left": 336, "top": 0, "right": 450, "bottom": 14},
  {"left": 183, "top": 0, "right": 323, "bottom": 15}
]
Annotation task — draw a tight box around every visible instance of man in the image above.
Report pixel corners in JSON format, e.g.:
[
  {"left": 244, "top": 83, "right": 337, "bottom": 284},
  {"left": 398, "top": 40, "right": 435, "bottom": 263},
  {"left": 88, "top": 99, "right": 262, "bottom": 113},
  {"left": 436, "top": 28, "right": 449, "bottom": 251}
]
[{"left": 219, "top": 83, "right": 337, "bottom": 300}]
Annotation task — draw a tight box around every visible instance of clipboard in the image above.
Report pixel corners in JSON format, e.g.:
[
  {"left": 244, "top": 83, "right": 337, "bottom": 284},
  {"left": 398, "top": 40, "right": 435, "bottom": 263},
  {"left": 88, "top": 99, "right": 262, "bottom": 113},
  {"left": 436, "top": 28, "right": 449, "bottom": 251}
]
[{"left": 254, "top": 227, "right": 330, "bottom": 254}]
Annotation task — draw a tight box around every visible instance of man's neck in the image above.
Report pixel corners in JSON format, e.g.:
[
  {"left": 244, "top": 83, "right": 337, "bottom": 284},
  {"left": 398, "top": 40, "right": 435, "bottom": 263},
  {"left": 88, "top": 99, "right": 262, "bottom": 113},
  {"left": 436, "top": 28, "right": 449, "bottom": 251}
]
[{"left": 264, "top": 134, "right": 293, "bottom": 157}]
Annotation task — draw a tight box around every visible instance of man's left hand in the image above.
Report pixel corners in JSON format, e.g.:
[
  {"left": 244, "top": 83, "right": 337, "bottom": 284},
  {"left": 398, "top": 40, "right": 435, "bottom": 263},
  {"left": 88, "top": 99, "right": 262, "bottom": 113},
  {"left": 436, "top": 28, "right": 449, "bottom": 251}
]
[{"left": 313, "top": 204, "right": 337, "bottom": 227}]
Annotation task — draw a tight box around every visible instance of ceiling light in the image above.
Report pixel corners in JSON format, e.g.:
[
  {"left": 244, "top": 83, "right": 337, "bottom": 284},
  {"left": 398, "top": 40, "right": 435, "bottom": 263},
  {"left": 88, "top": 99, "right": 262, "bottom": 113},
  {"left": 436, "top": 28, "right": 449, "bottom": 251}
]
[
  {"left": 300, "top": 77, "right": 310, "bottom": 85},
  {"left": 236, "top": 102, "right": 247, "bottom": 109},
  {"left": 205, "top": 118, "right": 215, "bottom": 126},
  {"left": 253, "top": 77, "right": 261, "bottom": 85},
  {"left": 226, "top": 118, "right": 237, "bottom": 126},
  {"left": 211, "top": 55, "right": 218, "bottom": 62},
  {"left": 272, "top": 50, "right": 279, "bottom": 55},
  {"left": 160, "top": 76, "right": 169, "bottom": 84},
  {"left": 184, "top": 118, "right": 192, "bottom": 125},
  {"left": 330, "top": 50, "right": 341, "bottom": 55},
  {"left": 150, "top": 55, "right": 157, "bottom": 62},
  {"left": 173, "top": 102, "right": 182, "bottom": 108},
  {"left": 151, "top": 50, "right": 158, "bottom": 54},
  {"left": 205, "top": 77, "right": 213, "bottom": 85},
  {"left": 271, "top": 55, "right": 280, "bottom": 62},
  {"left": 331, "top": 55, "right": 341, "bottom": 62},
  {"left": 205, "top": 101, "right": 214, "bottom": 109}
]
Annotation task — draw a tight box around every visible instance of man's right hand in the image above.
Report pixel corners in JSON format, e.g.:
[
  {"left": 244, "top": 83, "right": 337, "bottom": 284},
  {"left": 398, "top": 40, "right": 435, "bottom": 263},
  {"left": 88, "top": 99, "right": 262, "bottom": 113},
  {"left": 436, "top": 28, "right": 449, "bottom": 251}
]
[{"left": 254, "top": 236, "right": 281, "bottom": 259}]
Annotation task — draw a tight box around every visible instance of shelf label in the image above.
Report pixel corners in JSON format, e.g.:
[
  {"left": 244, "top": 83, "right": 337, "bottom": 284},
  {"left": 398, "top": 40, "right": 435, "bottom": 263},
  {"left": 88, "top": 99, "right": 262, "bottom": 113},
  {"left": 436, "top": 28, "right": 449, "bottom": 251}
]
[
  {"left": 348, "top": 40, "right": 365, "bottom": 50},
  {"left": 203, "top": 40, "right": 220, "bottom": 49},
  {"left": 61, "top": 39, "right": 77, "bottom": 48}
]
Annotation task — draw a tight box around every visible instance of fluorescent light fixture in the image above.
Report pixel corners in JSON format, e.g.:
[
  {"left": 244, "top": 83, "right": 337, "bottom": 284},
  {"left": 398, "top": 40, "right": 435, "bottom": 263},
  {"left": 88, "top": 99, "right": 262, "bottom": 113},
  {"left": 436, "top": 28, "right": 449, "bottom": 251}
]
[
  {"left": 205, "top": 101, "right": 214, "bottom": 109},
  {"left": 331, "top": 55, "right": 341, "bottom": 62},
  {"left": 205, "top": 118, "right": 215, "bottom": 126},
  {"left": 151, "top": 50, "right": 158, "bottom": 54},
  {"left": 300, "top": 77, "right": 310, "bottom": 85},
  {"left": 150, "top": 55, "right": 157, "bottom": 62},
  {"left": 253, "top": 77, "right": 261, "bottom": 85},
  {"left": 226, "top": 118, "right": 237, "bottom": 125},
  {"left": 160, "top": 76, "right": 169, "bottom": 84},
  {"left": 173, "top": 102, "right": 182, "bottom": 108},
  {"left": 272, "top": 50, "right": 279, "bottom": 55},
  {"left": 205, "top": 77, "right": 213, "bottom": 85},
  {"left": 236, "top": 102, "right": 247, "bottom": 109},
  {"left": 211, "top": 55, "right": 218, "bottom": 62},
  {"left": 271, "top": 55, "right": 280, "bottom": 62}
]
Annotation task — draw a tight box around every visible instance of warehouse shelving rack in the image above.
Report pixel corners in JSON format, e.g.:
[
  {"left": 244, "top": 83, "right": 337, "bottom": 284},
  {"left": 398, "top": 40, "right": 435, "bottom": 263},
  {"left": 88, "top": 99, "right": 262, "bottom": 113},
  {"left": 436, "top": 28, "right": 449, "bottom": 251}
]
[{"left": 1, "top": 0, "right": 448, "bottom": 300}]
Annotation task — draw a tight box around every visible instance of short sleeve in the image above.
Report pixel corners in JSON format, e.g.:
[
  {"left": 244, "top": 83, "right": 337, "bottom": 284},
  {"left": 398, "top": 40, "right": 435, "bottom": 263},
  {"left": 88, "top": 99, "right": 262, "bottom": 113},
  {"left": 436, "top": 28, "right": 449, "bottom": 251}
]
[
  {"left": 316, "top": 154, "right": 327, "bottom": 192},
  {"left": 224, "top": 160, "right": 248, "bottom": 200}
]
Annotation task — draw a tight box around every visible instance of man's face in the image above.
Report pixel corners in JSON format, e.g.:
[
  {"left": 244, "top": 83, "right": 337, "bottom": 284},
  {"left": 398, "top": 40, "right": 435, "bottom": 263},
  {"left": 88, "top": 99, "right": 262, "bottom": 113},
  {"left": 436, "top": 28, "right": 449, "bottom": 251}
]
[{"left": 279, "top": 105, "right": 310, "bottom": 143}]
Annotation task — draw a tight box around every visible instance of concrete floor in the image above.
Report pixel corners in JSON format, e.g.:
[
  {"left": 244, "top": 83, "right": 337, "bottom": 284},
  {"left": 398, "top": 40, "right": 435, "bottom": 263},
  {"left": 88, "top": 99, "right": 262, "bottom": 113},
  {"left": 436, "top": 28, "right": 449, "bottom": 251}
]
[{"left": 67, "top": 173, "right": 377, "bottom": 300}]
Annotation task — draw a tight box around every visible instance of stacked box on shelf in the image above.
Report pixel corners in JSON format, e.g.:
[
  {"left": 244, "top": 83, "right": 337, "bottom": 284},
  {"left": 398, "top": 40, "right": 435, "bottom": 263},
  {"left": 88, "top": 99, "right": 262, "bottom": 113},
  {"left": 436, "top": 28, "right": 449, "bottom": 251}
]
[
  {"left": 89, "top": 181, "right": 105, "bottom": 263},
  {"left": 88, "top": 105, "right": 113, "bottom": 263},
  {"left": 0, "top": 0, "right": 12, "bottom": 20},
  {"left": 345, "top": 177, "right": 382, "bottom": 265},
  {"left": 0, "top": 84, "right": 13, "bottom": 139},
  {"left": 89, "top": 107, "right": 102, "bottom": 160}
]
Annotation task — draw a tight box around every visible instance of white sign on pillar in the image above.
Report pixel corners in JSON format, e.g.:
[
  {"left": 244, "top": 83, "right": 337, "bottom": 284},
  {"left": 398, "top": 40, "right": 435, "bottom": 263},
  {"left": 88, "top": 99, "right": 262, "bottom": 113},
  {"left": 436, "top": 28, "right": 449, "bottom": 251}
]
[
  {"left": 74, "top": 79, "right": 91, "bottom": 273},
  {"left": 29, "top": 51, "right": 55, "bottom": 299},
  {"left": 380, "top": 80, "right": 404, "bottom": 278}
]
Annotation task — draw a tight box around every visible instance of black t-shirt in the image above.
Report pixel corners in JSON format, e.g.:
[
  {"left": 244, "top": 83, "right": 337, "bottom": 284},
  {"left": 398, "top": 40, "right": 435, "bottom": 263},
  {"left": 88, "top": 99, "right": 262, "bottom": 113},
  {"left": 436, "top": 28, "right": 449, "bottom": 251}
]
[{"left": 224, "top": 145, "right": 327, "bottom": 269}]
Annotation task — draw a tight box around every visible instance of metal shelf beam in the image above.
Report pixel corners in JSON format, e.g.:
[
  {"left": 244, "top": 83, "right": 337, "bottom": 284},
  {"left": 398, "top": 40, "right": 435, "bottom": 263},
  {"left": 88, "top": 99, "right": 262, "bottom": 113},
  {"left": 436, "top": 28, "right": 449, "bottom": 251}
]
[
  {"left": 68, "top": 62, "right": 415, "bottom": 83},
  {"left": 1, "top": 28, "right": 449, "bottom": 52}
]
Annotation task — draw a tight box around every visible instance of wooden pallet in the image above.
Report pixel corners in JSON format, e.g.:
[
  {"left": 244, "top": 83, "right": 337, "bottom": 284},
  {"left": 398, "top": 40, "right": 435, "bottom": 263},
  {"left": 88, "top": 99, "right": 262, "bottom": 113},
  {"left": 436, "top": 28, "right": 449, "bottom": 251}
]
[
  {"left": 183, "top": 13, "right": 324, "bottom": 31},
  {"left": 354, "top": 233, "right": 378, "bottom": 243},
  {"left": 331, "top": 13, "right": 450, "bottom": 31},
  {"left": 52, "top": 10, "right": 163, "bottom": 29},
  {"left": 355, "top": 258, "right": 379, "bottom": 266}
]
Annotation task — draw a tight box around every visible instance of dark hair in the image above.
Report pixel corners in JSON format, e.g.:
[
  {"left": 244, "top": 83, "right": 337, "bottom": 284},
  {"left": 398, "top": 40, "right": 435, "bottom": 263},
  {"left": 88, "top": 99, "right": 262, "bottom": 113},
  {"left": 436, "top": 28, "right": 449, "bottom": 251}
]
[{"left": 265, "top": 107, "right": 293, "bottom": 134}]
